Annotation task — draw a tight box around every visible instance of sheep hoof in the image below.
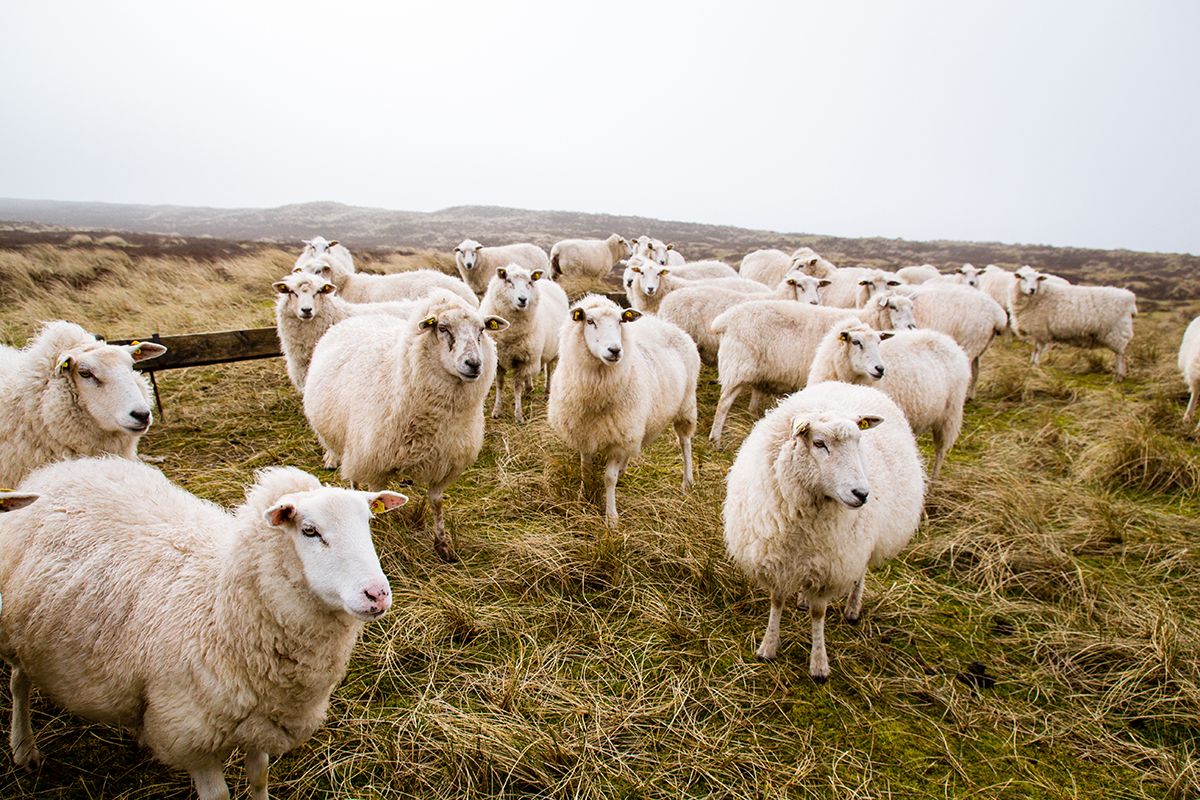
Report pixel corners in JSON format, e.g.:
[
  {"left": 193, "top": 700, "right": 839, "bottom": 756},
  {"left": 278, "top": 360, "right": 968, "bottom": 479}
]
[
  {"left": 434, "top": 541, "right": 458, "bottom": 564},
  {"left": 754, "top": 650, "right": 777, "bottom": 662},
  {"left": 844, "top": 611, "right": 861, "bottom": 625},
  {"left": 16, "top": 748, "right": 41, "bottom": 772},
  {"left": 810, "top": 672, "right": 829, "bottom": 685}
]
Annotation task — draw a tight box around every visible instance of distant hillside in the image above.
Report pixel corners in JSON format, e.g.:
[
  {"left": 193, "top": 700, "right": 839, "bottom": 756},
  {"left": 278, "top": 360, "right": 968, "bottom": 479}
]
[{"left": 2, "top": 198, "right": 1198, "bottom": 302}]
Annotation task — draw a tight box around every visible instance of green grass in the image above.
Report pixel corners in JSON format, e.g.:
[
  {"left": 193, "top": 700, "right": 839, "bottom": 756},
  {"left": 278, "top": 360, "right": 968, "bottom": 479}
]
[{"left": 0, "top": 241, "right": 1197, "bottom": 798}]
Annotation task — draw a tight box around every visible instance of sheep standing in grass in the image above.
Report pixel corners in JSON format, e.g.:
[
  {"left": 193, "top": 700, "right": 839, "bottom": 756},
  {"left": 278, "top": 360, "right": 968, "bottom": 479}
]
[
  {"left": 1008, "top": 268, "right": 1137, "bottom": 380},
  {"left": 0, "top": 321, "right": 167, "bottom": 488},
  {"left": 908, "top": 284, "right": 1008, "bottom": 399},
  {"left": 808, "top": 320, "right": 970, "bottom": 480},
  {"left": 453, "top": 239, "right": 551, "bottom": 296},
  {"left": 303, "top": 294, "right": 508, "bottom": 561},
  {"left": 296, "top": 256, "right": 478, "bottom": 307},
  {"left": 1179, "top": 317, "right": 1200, "bottom": 429},
  {"left": 548, "top": 295, "right": 700, "bottom": 527},
  {"left": 479, "top": 265, "right": 570, "bottom": 423},
  {"left": 625, "top": 259, "right": 761, "bottom": 314},
  {"left": 550, "top": 234, "right": 632, "bottom": 279},
  {"left": 723, "top": 381, "right": 924, "bottom": 681},
  {"left": 0, "top": 457, "right": 405, "bottom": 800}
]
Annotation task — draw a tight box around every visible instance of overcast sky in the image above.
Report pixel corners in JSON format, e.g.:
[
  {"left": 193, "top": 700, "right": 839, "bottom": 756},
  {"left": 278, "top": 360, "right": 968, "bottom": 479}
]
[{"left": 2, "top": 1, "right": 1196, "bottom": 255}]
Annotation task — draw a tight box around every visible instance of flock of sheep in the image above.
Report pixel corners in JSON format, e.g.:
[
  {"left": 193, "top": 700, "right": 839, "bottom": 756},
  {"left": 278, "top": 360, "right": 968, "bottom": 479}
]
[{"left": 0, "top": 231, "right": 1159, "bottom": 798}]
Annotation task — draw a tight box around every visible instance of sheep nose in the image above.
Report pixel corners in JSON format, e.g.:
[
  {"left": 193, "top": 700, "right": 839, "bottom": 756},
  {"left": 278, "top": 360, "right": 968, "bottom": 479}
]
[
  {"left": 607, "top": 346, "right": 622, "bottom": 358},
  {"left": 874, "top": 366, "right": 885, "bottom": 379},
  {"left": 130, "top": 409, "right": 151, "bottom": 427},
  {"left": 852, "top": 488, "right": 869, "bottom": 505},
  {"left": 364, "top": 585, "right": 392, "bottom": 615}
]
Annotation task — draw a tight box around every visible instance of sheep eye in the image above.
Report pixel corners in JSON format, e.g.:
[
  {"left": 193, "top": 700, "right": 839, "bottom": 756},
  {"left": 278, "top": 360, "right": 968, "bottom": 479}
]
[
  {"left": 301, "top": 525, "right": 321, "bottom": 539},
  {"left": 77, "top": 369, "right": 98, "bottom": 383},
  {"left": 813, "top": 440, "right": 828, "bottom": 451}
]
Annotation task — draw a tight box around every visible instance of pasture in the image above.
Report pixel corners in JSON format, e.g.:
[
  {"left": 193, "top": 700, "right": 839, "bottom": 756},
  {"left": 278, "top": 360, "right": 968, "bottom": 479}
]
[{"left": 0, "top": 236, "right": 1197, "bottom": 799}]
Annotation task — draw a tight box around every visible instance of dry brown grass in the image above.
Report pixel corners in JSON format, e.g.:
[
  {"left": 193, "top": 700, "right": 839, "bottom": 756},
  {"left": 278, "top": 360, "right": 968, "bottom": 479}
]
[{"left": 0, "top": 242, "right": 1197, "bottom": 799}]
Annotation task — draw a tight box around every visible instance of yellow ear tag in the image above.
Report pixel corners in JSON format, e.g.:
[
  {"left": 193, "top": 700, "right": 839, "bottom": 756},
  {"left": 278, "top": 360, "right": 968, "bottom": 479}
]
[
  {"left": 421, "top": 316, "right": 437, "bottom": 329},
  {"left": 858, "top": 419, "right": 871, "bottom": 430},
  {"left": 55, "top": 357, "right": 70, "bottom": 374},
  {"left": 370, "top": 498, "right": 386, "bottom": 514},
  {"left": 792, "top": 419, "right": 809, "bottom": 436}
]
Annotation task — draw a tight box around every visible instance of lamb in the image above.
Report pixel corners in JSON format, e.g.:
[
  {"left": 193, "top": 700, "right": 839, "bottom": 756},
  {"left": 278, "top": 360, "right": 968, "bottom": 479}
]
[
  {"left": 296, "top": 256, "right": 478, "bottom": 307},
  {"left": 0, "top": 321, "right": 168, "bottom": 488},
  {"left": 1008, "top": 268, "right": 1137, "bottom": 380},
  {"left": 453, "top": 238, "right": 551, "bottom": 296},
  {"left": 808, "top": 320, "right": 971, "bottom": 480},
  {"left": 478, "top": 264, "right": 570, "bottom": 423},
  {"left": 723, "top": 380, "right": 924, "bottom": 681},
  {"left": 296, "top": 236, "right": 354, "bottom": 275},
  {"left": 303, "top": 293, "right": 509, "bottom": 561},
  {"left": 625, "top": 259, "right": 760, "bottom": 314},
  {"left": 908, "top": 284, "right": 1008, "bottom": 399},
  {"left": 634, "top": 236, "right": 685, "bottom": 266},
  {"left": 274, "top": 271, "right": 437, "bottom": 392},
  {"left": 1179, "top": 316, "right": 1200, "bottom": 429},
  {"left": 707, "top": 294, "right": 917, "bottom": 450},
  {"left": 547, "top": 295, "right": 700, "bottom": 527},
  {"left": 0, "top": 456, "right": 405, "bottom": 800},
  {"left": 549, "top": 234, "right": 632, "bottom": 279}
]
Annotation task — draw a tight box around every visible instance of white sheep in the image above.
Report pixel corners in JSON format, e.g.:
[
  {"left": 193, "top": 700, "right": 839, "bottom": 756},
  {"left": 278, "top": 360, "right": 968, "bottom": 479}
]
[
  {"left": 808, "top": 320, "right": 971, "bottom": 480},
  {"left": 453, "top": 238, "right": 551, "bottom": 296},
  {"left": 296, "top": 236, "right": 354, "bottom": 275},
  {"left": 549, "top": 234, "right": 632, "bottom": 279},
  {"left": 303, "top": 293, "right": 508, "bottom": 561},
  {"left": 723, "top": 380, "right": 924, "bottom": 681},
  {"left": 1179, "top": 317, "right": 1200, "bottom": 429},
  {"left": 625, "top": 258, "right": 761, "bottom": 314},
  {"left": 0, "top": 321, "right": 167, "bottom": 488},
  {"left": 895, "top": 264, "right": 941, "bottom": 284},
  {"left": 741, "top": 247, "right": 838, "bottom": 288},
  {"left": 547, "top": 295, "right": 700, "bottom": 527},
  {"left": 707, "top": 295, "right": 918, "bottom": 450},
  {"left": 1008, "top": 268, "right": 1137, "bottom": 380},
  {"left": 273, "top": 272, "right": 434, "bottom": 392},
  {"left": 908, "top": 284, "right": 1008, "bottom": 399},
  {"left": 295, "top": 256, "right": 478, "bottom": 307},
  {"left": 854, "top": 269, "right": 906, "bottom": 307},
  {"left": 478, "top": 264, "right": 570, "bottom": 423},
  {"left": 806, "top": 266, "right": 880, "bottom": 308},
  {"left": 0, "top": 456, "right": 405, "bottom": 800},
  {"left": 634, "top": 236, "right": 685, "bottom": 266}
]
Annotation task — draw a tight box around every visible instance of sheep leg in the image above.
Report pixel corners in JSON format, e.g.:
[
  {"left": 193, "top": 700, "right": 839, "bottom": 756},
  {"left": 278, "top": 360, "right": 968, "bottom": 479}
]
[
  {"left": 809, "top": 599, "right": 831, "bottom": 683},
  {"left": 9, "top": 667, "right": 39, "bottom": 770},
  {"left": 245, "top": 749, "right": 270, "bottom": 800},
  {"left": 1185, "top": 391, "right": 1198, "bottom": 425},
  {"left": 603, "top": 457, "right": 624, "bottom": 528},
  {"left": 930, "top": 429, "right": 947, "bottom": 482},
  {"left": 513, "top": 375, "right": 526, "bottom": 424},
  {"left": 748, "top": 389, "right": 766, "bottom": 416},
  {"left": 1030, "top": 342, "right": 1046, "bottom": 366},
  {"left": 755, "top": 591, "right": 785, "bottom": 661},
  {"left": 1113, "top": 350, "right": 1127, "bottom": 382},
  {"left": 491, "top": 368, "right": 506, "bottom": 419},
  {"left": 844, "top": 578, "right": 865, "bottom": 624},
  {"left": 967, "top": 357, "right": 980, "bottom": 400},
  {"left": 709, "top": 385, "right": 744, "bottom": 451},
  {"left": 189, "top": 759, "right": 232, "bottom": 800},
  {"left": 677, "top": 430, "right": 694, "bottom": 489},
  {"left": 428, "top": 484, "right": 456, "bottom": 562}
]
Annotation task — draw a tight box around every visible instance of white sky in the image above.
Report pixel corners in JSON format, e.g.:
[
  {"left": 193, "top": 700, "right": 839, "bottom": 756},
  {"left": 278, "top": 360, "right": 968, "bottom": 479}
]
[{"left": 1, "top": 1, "right": 1197, "bottom": 254}]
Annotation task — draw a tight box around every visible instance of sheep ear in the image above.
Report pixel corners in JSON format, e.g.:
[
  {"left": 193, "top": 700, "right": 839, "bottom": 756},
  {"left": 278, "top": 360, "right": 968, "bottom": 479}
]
[
  {"left": 485, "top": 316, "right": 510, "bottom": 332},
  {"left": 667, "top": 243, "right": 675, "bottom": 250},
  {"left": 291, "top": 265, "right": 303, "bottom": 273},
  {"left": 880, "top": 331, "right": 895, "bottom": 340},
  {"left": 0, "top": 493, "right": 38, "bottom": 512},
  {"left": 838, "top": 331, "right": 850, "bottom": 342},
  {"left": 328, "top": 240, "right": 338, "bottom": 248},
  {"left": 55, "top": 355, "right": 73, "bottom": 375},
  {"left": 531, "top": 270, "right": 543, "bottom": 281},
  {"left": 126, "top": 341, "right": 167, "bottom": 362},
  {"left": 497, "top": 268, "right": 507, "bottom": 280},
  {"left": 791, "top": 417, "right": 810, "bottom": 437},
  {"left": 857, "top": 416, "right": 883, "bottom": 430},
  {"left": 859, "top": 279, "right": 871, "bottom": 286},
  {"left": 819, "top": 279, "right": 832, "bottom": 287},
  {"left": 272, "top": 280, "right": 290, "bottom": 294},
  {"left": 621, "top": 309, "right": 642, "bottom": 323},
  {"left": 419, "top": 316, "right": 438, "bottom": 331},
  {"left": 263, "top": 502, "right": 297, "bottom": 527},
  {"left": 319, "top": 282, "right": 336, "bottom": 295},
  {"left": 368, "top": 491, "right": 408, "bottom": 515}
]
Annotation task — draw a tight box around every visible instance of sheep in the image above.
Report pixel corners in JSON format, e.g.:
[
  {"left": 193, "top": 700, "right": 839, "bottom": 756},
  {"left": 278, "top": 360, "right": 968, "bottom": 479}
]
[
  {"left": 453, "top": 238, "right": 551, "bottom": 296},
  {"left": 854, "top": 269, "right": 906, "bottom": 307},
  {"left": 1179, "top": 317, "right": 1200, "bottom": 429},
  {"left": 296, "top": 235, "right": 354, "bottom": 275},
  {"left": 723, "top": 380, "right": 924, "bottom": 681},
  {"left": 478, "top": 264, "right": 570, "bottom": 423},
  {"left": 1008, "top": 268, "right": 1137, "bottom": 381},
  {"left": 634, "top": 236, "right": 685, "bottom": 266},
  {"left": 303, "top": 293, "right": 508, "bottom": 561},
  {"left": 625, "top": 259, "right": 761, "bottom": 314},
  {"left": 549, "top": 234, "right": 632, "bottom": 279},
  {"left": 296, "top": 256, "right": 478, "bottom": 307},
  {"left": 895, "top": 264, "right": 941, "bottom": 284},
  {"left": 790, "top": 247, "right": 839, "bottom": 279},
  {"left": 808, "top": 320, "right": 971, "bottom": 480},
  {"left": 707, "top": 294, "right": 917, "bottom": 450},
  {"left": 547, "top": 295, "right": 700, "bottom": 527},
  {"left": 273, "top": 271, "right": 437, "bottom": 392},
  {"left": 908, "top": 284, "right": 1008, "bottom": 399},
  {"left": 806, "top": 266, "right": 880, "bottom": 308},
  {"left": 741, "top": 247, "right": 838, "bottom": 288},
  {"left": 0, "top": 456, "right": 405, "bottom": 800},
  {"left": 0, "top": 321, "right": 168, "bottom": 488}
]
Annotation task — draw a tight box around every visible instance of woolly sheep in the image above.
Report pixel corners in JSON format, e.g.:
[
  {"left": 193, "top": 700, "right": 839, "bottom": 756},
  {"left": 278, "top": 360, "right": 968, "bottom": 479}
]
[
  {"left": 708, "top": 295, "right": 918, "bottom": 450},
  {"left": 548, "top": 295, "right": 700, "bottom": 527},
  {"left": 854, "top": 270, "right": 906, "bottom": 308},
  {"left": 549, "top": 234, "right": 632, "bottom": 279},
  {"left": 1179, "top": 316, "right": 1200, "bottom": 429},
  {"left": 895, "top": 264, "right": 941, "bottom": 284},
  {"left": 303, "top": 294, "right": 509, "bottom": 560},
  {"left": 741, "top": 247, "right": 838, "bottom": 288},
  {"left": 0, "top": 321, "right": 167, "bottom": 488},
  {"left": 1008, "top": 268, "right": 1137, "bottom": 381},
  {"left": 453, "top": 238, "right": 551, "bottom": 296},
  {"left": 634, "top": 236, "right": 685, "bottom": 266},
  {"left": 479, "top": 264, "right": 570, "bottom": 423},
  {"left": 0, "top": 456, "right": 405, "bottom": 800},
  {"left": 296, "top": 236, "right": 354, "bottom": 275},
  {"left": 296, "top": 256, "right": 478, "bottom": 307},
  {"left": 723, "top": 381, "right": 924, "bottom": 681},
  {"left": 625, "top": 259, "right": 761, "bottom": 314},
  {"left": 790, "top": 247, "right": 839, "bottom": 279},
  {"left": 273, "top": 272, "right": 434, "bottom": 392},
  {"left": 808, "top": 320, "right": 971, "bottom": 480},
  {"left": 806, "top": 266, "right": 880, "bottom": 308},
  {"left": 909, "top": 284, "right": 1008, "bottom": 399}
]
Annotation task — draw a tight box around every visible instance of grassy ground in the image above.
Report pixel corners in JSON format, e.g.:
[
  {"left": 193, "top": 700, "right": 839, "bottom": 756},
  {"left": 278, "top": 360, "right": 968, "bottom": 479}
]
[{"left": 0, "top": 244, "right": 1197, "bottom": 798}]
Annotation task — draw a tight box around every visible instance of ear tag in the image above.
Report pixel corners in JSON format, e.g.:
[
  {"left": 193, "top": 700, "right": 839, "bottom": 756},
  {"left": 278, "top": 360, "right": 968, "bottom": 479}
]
[
  {"left": 487, "top": 319, "right": 501, "bottom": 330},
  {"left": 55, "top": 357, "right": 70, "bottom": 375},
  {"left": 792, "top": 419, "right": 809, "bottom": 436},
  {"left": 370, "top": 498, "right": 386, "bottom": 514},
  {"left": 572, "top": 308, "right": 584, "bottom": 321},
  {"left": 858, "top": 419, "right": 871, "bottom": 430},
  {"left": 421, "top": 316, "right": 437, "bottom": 329}
]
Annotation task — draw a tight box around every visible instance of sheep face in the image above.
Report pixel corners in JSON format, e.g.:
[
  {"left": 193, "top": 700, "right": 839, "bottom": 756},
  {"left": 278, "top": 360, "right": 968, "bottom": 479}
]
[
  {"left": 262, "top": 488, "right": 406, "bottom": 621},
  {"left": 858, "top": 272, "right": 904, "bottom": 302},
  {"left": 571, "top": 304, "right": 639, "bottom": 365},
  {"left": 878, "top": 295, "right": 918, "bottom": 330},
  {"left": 787, "top": 414, "right": 882, "bottom": 508},
  {"left": 649, "top": 240, "right": 673, "bottom": 266},
  {"left": 640, "top": 266, "right": 671, "bottom": 296},
  {"left": 56, "top": 341, "right": 167, "bottom": 436},
  {"left": 419, "top": 306, "right": 509, "bottom": 382},
  {"left": 453, "top": 239, "right": 484, "bottom": 271},
  {"left": 1015, "top": 268, "right": 1046, "bottom": 296},
  {"left": 0, "top": 493, "right": 38, "bottom": 512},
  {"left": 837, "top": 326, "right": 890, "bottom": 381},
  {"left": 957, "top": 263, "right": 983, "bottom": 288},
  {"left": 274, "top": 274, "right": 335, "bottom": 320},
  {"left": 295, "top": 259, "right": 335, "bottom": 282},
  {"left": 780, "top": 271, "right": 826, "bottom": 305},
  {"left": 493, "top": 265, "right": 541, "bottom": 312},
  {"left": 302, "top": 236, "right": 337, "bottom": 258}
]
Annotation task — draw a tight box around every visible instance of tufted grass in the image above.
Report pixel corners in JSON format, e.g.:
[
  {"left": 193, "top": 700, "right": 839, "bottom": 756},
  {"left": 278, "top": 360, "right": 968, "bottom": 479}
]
[{"left": 0, "top": 240, "right": 1198, "bottom": 798}]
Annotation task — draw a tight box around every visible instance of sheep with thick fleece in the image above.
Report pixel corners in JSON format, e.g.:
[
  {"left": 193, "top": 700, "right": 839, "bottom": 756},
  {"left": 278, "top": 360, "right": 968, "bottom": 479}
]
[
  {"left": 479, "top": 264, "right": 570, "bottom": 423},
  {"left": 453, "top": 238, "right": 551, "bottom": 296},
  {"left": 741, "top": 247, "right": 838, "bottom": 288},
  {"left": 274, "top": 272, "right": 438, "bottom": 392},
  {"left": 0, "top": 321, "right": 167, "bottom": 488},
  {"left": 634, "top": 236, "right": 685, "bottom": 266},
  {"left": 550, "top": 234, "right": 632, "bottom": 279},
  {"left": 723, "top": 381, "right": 924, "bottom": 681},
  {"left": 804, "top": 266, "right": 879, "bottom": 308},
  {"left": 625, "top": 258, "right": 760, "bottom": 314},
  {"left": 296, "top": 256, "right": 477, "bottom": 307},
  {"left": 1179, "top": 317, "right": 1200, "bottom": 429},
  {"left": 895, "top": 264, "right": 940, "bottom": 284},
  {"left": 908, "top": 284, "right": 1008, "bottom": 399},
  {"left": 808, "top": 320, "right": 970, "bottom": 480},
  {"left": 296, "top": 236, "right": 354, "bottom": 275},
  {"left": 548, "top": 295, "right": 700, "bottom": 527},
  {"left": 1008, "top": 268, "right": 1137, "bottom": 380},
  {"left": 707, "top": 295, "right": 917, "bottom": 450},
  {"left": 854, "top": 269, "right": 906, "bottom": 307},
  {"left": 303, "top": 294, "right": 508, "bottom": 561},
  {"left": 0, "top": 456, "right": 405, "bottom": 800}
]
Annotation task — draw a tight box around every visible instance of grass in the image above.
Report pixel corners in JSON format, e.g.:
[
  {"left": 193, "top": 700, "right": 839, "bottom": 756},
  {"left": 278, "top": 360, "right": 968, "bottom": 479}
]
[{"left": 0, "top": 240, "right": 1198, "bottom": 798}]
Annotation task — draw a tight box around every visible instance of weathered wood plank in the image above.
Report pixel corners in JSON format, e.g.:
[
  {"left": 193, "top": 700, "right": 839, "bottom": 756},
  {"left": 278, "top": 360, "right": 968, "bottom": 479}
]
[{"left": 107, "top": 328, "right": 282, "bottom": 371}]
